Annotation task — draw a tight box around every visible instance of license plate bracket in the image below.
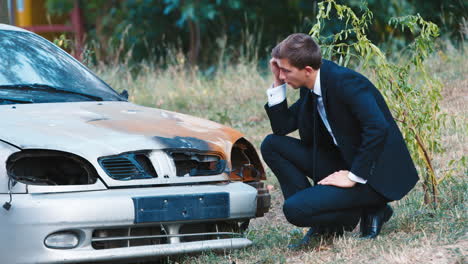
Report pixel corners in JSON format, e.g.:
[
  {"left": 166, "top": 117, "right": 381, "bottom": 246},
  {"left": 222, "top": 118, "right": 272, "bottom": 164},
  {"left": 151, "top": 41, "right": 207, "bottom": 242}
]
[{"left": 133, "top": 192, "right": 230, "bottom": 223}]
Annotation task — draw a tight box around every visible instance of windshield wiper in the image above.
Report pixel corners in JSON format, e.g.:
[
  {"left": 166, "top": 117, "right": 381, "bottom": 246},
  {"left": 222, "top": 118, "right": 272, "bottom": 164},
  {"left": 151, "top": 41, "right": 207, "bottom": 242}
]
[
  {"left": 0, "top": 83, "right": 103, "bottom": 101},
  {"left": 0, "top": 97, "right": 34, "bottom": 104}
]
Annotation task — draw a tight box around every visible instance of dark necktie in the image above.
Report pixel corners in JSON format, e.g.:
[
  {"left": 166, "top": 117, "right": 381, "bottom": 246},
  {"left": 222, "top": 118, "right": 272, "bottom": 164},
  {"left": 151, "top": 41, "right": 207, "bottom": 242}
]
[
  {"left": 299, "top": 91, "right": 319, "bottom": 179},
  {"left": 299, "top": 91, "right": 318, "bottom": 146}
]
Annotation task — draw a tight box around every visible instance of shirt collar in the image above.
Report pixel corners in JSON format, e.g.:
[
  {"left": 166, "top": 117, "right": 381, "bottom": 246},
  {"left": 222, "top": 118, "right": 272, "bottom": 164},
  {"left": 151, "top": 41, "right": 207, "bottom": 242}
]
[{"left": 312, "top": 68, "right": 321, "bottom": 96}]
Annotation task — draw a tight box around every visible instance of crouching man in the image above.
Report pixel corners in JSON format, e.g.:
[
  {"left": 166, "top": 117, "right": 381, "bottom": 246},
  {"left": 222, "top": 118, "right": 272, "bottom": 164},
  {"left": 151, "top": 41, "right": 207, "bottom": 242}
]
[{"left": 260, "top": 33, "right": 418, "bottom": 247}]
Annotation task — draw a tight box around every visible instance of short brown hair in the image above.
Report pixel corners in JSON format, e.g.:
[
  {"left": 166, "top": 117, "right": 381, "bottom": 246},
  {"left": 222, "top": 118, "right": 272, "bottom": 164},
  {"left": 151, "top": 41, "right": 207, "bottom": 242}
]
[{"left": 271, "top": 33, "right": 322, "bottom": 70}]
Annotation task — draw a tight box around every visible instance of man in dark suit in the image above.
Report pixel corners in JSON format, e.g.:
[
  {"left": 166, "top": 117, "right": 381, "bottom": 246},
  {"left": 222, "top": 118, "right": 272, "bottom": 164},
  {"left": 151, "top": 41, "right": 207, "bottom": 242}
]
[{"left": 261, "top": 33, "right": 418, "bottom": 245}]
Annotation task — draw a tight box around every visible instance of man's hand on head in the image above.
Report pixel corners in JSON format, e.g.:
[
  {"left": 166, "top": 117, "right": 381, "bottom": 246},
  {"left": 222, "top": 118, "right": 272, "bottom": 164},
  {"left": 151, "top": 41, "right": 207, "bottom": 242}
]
[
  {"left": 318, "top": 170, "right": 357, "bottom": 188},
  {"left": 270, "top": 58, "right": 284, "bottom": 87}
]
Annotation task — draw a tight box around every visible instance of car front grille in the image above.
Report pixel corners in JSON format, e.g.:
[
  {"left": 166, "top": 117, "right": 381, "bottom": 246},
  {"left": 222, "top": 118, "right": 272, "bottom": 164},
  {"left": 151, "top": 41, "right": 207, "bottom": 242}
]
[
  {"left": 98, "top": 153, "right": 158, "bottom": 180},
  {"left": 91, "top": 222, "right": 243, "bottom": 250},
  {"left": 92, "top": 225, "right": 164, "bottom": 249}
]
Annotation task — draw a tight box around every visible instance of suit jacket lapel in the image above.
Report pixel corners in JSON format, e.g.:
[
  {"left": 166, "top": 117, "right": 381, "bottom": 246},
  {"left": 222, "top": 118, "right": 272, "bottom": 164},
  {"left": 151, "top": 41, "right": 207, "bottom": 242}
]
[
  {"left": 320, "top": 60, "right": 331, "bottom": 122},
  {"left": 319, "top": 60, "right": 339, "bottom": 143}
]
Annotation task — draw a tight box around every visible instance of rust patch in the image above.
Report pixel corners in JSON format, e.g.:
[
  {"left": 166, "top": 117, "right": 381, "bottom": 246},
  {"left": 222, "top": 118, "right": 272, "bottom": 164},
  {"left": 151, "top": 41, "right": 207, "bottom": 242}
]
[
  {"left": 90, "top": 119, "right": 241, "bottom": 155},
  {"left": 83, "top": 103, "right": 244, "bottom": 155}
]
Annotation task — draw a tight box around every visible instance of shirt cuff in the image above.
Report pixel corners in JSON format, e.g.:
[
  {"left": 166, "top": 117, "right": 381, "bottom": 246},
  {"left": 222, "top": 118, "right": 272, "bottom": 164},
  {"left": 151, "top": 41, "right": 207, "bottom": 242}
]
[
  {"left": 348, "top": 172, "right": 367, "bottom": 184},
  {"left": 267, "top": 83, "right": 286, "bottom": 107}
]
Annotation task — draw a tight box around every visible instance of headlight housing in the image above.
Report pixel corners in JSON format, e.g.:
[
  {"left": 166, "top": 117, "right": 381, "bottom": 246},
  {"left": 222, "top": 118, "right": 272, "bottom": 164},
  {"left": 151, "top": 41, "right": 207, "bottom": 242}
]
[
  {"left": 7, "top": 150, "right": 98, "bottom": 185},
  {"left": 229, "top": 138, "right": 265, "bottom": 181},
  {"left": 169, "top": 151, "right": 226, "bottom": 177}
]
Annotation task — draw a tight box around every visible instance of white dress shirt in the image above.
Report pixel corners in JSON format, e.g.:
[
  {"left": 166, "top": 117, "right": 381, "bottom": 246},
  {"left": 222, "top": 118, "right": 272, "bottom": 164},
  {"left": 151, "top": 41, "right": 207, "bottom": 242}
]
[{"left": 266, "top": 70, "right": 367, "bottom": 184}]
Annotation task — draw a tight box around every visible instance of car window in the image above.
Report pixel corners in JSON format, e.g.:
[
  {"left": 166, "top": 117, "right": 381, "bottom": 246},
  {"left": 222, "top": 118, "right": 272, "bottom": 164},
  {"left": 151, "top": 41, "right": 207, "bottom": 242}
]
[{"left": 0, "top": 30, "right": 123, "bottom": 103}]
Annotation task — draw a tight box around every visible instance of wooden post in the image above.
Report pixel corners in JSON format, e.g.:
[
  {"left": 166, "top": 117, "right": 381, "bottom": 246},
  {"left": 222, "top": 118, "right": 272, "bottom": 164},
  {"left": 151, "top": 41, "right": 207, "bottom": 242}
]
[{"left": 70, "top": 0, "right": 85, "bottom": 60}]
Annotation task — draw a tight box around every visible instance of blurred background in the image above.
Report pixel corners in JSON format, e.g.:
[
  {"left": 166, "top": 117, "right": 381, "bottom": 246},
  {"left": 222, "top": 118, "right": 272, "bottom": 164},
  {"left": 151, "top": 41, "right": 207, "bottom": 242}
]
[{"left": 1, "top": 0, "right": 466, "bottom": 69}]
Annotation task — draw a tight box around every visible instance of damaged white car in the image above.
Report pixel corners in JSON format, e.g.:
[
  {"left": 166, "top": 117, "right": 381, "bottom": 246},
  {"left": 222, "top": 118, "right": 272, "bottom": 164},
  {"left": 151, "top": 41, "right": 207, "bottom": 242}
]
[{"left": 0, "top": 24, "right": 270, "bottom": 264}]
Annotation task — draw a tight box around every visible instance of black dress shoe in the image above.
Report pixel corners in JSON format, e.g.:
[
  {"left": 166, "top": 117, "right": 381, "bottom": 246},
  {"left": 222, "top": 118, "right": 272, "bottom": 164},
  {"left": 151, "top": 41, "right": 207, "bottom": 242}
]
[
  {"left": 288, "top": 227, "right": 344, "bottom": 249},
  {"left": 360, "top": 205, "right": 393, "bottom": 239},
  {"left": 288, "top": 228, "right": 318, "bottom": 249}
]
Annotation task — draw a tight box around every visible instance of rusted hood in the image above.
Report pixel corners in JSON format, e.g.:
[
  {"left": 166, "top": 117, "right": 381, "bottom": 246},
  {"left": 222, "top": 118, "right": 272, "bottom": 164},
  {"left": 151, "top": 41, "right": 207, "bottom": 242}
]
[{"left": 0, "top": 101, "right": 244, "bottom": 158}]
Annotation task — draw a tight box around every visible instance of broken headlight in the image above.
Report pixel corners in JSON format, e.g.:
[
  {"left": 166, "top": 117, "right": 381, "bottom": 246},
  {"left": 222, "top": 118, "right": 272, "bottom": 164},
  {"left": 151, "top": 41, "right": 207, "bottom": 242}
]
[
  {"left": 168, "top": 151, "right": 226, "bottom": 177},
  {"left": 6, "top": 150, "right": 98, "bottom": 185},
  {"left": 230, "top": 138, "right": 265, "bottom": 181}
]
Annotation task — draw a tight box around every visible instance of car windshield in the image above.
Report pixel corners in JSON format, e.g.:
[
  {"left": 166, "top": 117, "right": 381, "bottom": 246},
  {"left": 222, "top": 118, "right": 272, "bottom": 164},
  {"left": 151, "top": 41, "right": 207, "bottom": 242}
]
[{"left": 0, "top": 30, "right": 123, "bottom": 104}]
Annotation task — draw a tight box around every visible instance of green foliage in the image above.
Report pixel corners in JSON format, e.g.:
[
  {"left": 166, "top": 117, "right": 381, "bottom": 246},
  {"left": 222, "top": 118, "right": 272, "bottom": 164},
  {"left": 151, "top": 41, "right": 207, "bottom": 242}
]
[
  {"left": 310, "top": 0, "right": 458, "bottom": 207},
  {"left": 45, "top": 0, "right": 74, "bottom": 15},
  {"left": 44, "top": 0, "right": 317, "bottom": 65},
  {"left": 44, "top": 0, "right": 466, "bottom": 66},
  {"left": 52, "top": 34, "right": 71, "bottom": 49},
  {"left": 344, "top": 0, "right": 467, "bottom": 50},
  {"left": 163, "top": 0, "right": 242, "bottom": 26}
]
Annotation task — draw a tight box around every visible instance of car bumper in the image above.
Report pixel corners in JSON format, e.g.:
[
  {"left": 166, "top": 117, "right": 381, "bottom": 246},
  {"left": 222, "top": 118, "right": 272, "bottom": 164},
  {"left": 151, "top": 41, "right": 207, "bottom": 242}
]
[{"left": 0, "top": 182, "right": 257, "bottom": 264}]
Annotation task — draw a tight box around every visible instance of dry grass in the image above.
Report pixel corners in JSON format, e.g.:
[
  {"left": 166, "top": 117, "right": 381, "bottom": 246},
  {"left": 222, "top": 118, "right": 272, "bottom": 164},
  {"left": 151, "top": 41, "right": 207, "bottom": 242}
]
[{"left": 92, "top": 46, "right": 467, "bottom": 264}]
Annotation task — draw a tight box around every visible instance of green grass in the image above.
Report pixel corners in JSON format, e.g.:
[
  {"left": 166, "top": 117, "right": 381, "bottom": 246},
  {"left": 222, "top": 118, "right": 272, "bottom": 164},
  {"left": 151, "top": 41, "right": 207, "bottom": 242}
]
[{"left": 91, "top": 46, "right": 467, "bottom": 264}]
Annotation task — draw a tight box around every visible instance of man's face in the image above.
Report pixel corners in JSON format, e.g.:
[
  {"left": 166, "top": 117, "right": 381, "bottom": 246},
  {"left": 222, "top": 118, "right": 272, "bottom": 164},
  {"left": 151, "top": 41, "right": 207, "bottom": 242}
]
[{"left": 276, "top": 58, "right": 309, "bottom": 89}]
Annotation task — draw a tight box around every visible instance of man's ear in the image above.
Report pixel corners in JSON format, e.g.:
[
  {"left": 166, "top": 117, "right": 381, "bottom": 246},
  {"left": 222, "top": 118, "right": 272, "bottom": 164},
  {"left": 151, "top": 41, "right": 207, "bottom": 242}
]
[{"left": 304, "top": 66, "right": 316, "bottom": 75}]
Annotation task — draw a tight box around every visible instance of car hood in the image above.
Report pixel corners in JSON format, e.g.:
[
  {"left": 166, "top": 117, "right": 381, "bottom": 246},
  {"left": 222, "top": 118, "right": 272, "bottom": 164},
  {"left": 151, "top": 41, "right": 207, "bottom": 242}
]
[{"left": 0, "top": 101, "right": 244, "bottom": 158}]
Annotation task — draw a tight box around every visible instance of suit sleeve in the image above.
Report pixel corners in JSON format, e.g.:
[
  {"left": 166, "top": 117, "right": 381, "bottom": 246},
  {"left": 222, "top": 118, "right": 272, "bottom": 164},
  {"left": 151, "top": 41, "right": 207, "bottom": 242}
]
[
  {"left": 264, "top": 88, "right": 306, "bottom": 136},
  {"left": 337, "top": 75, "right": 389, "bottom": 180}
]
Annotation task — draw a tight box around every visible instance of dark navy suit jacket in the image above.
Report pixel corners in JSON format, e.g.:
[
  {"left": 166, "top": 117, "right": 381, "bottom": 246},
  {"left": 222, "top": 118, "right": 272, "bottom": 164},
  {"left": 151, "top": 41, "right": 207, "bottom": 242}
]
[{"left": 265, "top": 59, "right": 418, "bottom": 201}]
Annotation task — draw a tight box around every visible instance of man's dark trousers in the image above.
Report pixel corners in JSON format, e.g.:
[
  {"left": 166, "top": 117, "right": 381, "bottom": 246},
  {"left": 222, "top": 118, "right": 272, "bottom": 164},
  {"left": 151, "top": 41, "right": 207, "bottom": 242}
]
[{"left": 261, "top": 133, "right": 388, "bottom": 231}]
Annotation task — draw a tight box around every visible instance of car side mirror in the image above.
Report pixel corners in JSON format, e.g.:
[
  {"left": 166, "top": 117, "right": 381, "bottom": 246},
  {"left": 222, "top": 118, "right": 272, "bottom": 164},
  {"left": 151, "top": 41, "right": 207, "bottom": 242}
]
[{"left": 120, "top": 90, "right": 129, "bottom": 100}]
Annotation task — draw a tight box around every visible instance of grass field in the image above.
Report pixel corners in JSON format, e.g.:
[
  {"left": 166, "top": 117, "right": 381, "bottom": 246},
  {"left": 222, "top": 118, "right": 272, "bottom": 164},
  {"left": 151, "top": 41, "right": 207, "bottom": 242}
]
[{"left": 92, "top": 45, "right": 467, "bottom": 264}]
